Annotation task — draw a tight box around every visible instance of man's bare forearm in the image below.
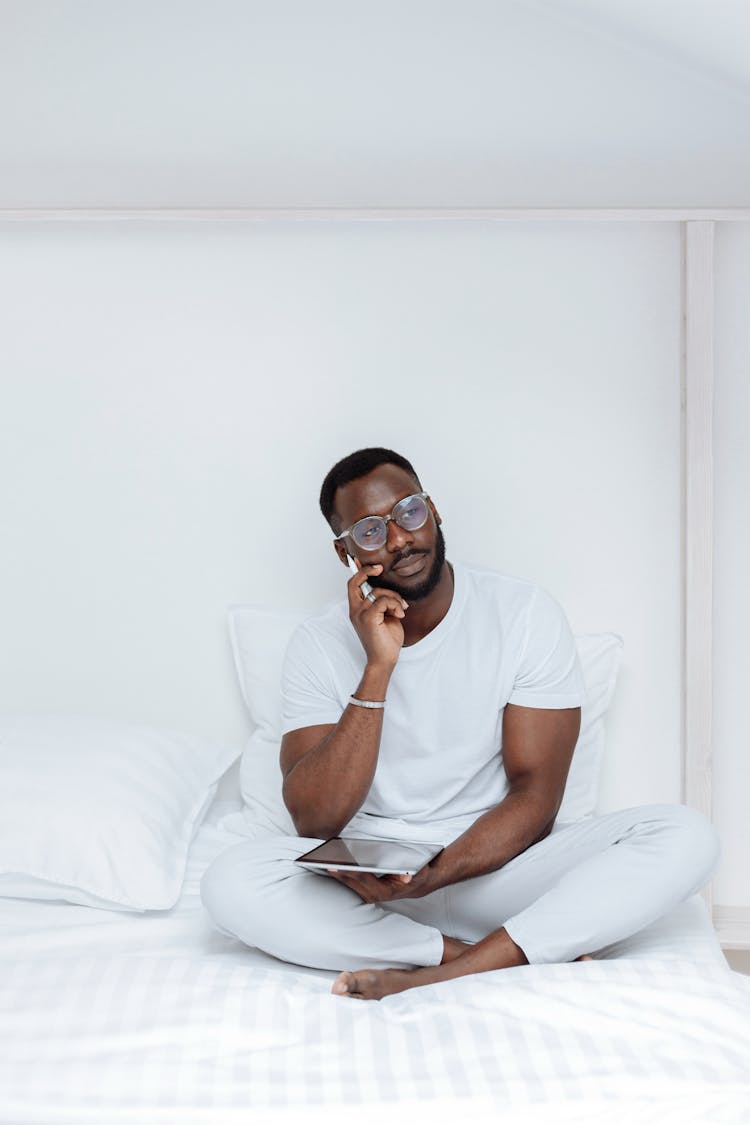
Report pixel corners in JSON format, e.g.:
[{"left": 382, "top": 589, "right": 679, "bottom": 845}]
[
  {"left": 423, "top": 784, "right": 559, "bottom": 893},
  {"left": 282, "top": 664, "right": 392, "bottom": 838}
]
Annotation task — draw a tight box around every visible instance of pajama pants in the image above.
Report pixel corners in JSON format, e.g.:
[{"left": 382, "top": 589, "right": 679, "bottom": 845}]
[{"left": 200, "top": 804, "right": 720, "bottom": 971}]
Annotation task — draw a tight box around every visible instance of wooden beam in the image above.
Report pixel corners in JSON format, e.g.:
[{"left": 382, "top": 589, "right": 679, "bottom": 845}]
[
  {"left": 681, "top": 220, "right": 715, "bottom": 912},
  {"left": 0, "top": 207, "right": 749, "bottom": 223}
]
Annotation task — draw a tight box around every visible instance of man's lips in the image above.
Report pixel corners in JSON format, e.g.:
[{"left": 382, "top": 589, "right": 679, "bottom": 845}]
[{"left": 391, "top": 551, "right": 427, "bottom": 576}]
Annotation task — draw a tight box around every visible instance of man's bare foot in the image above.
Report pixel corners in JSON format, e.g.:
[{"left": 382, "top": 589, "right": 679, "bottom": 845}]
[
  {"left": 332, "top": 965, "right": 442, "bottom": 1000},
  {"left": 331, "top": 928, "right": 525, "bottom": 1000},
  {"left": 331, "top": 949, "right": 594, "bottom": 1001}
]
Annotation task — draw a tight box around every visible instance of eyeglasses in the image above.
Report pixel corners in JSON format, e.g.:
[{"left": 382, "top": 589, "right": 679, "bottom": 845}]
[{"left": 336, "top": 492, "right": 430, "bottom": 552}]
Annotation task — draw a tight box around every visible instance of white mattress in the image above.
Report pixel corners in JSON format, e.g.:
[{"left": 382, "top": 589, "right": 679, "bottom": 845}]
[{"left": 1, "top": 798, "right": 748, "bottom": 1125}]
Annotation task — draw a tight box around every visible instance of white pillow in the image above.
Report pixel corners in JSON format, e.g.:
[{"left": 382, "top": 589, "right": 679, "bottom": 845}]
[
  {"left": 558, "top": 632, "right": 623, "bottom": 821},
  {"left": 0, "top": 714, "right": 239, "bottom": 911},
  {"left": 227, "top": 604, "right": 623, "bottom": 836},
  {"left": 227, "top": 605, "right": 305, "bottom": 839}
]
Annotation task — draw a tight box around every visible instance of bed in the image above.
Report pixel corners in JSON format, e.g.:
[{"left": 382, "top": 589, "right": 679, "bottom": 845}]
[
  {"left": 1, "top": 609, "right": 749, "bottom": 1124},
  {"left": 1, "top": 791, "right": 748, "bottom": 1125}
]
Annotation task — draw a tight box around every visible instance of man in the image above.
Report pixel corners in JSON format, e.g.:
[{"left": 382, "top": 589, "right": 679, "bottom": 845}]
[{"left": 201, "top": 447, "right": 719, "bottom": 1001}]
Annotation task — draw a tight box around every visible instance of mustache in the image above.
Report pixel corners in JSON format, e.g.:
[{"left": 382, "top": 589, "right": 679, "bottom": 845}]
[{"left": 391, "top": 548, "right": 425, "bottom": 567}]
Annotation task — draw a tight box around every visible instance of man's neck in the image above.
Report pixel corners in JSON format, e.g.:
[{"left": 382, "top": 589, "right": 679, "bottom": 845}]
[{"left": 401, "top": 561, "right": 455, "bottom": 647}]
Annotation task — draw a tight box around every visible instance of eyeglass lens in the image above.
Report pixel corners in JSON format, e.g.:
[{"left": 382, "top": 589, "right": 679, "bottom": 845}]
[{"left": 350, "top": 494, "right": 428, "bottom": 550}]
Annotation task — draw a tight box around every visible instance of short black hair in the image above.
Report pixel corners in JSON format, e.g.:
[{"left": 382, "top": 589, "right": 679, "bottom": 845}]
[{"left": 319, "top": 447, "right": 422, "bottom": 532}]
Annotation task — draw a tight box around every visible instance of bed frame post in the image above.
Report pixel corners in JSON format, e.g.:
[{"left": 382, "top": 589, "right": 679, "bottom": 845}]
[{"left": 681, "top": 220, "right": 715, "bottom": 914}]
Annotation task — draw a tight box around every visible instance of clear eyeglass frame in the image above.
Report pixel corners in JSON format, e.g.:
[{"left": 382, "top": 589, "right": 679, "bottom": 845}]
[{"left": 336, "top": 491, "right": 430, "bottom": 551}]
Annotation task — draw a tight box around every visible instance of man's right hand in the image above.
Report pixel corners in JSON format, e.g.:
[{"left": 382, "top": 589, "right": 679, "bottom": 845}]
[
  {"left": 347, "top": 561, "right": 408, "bottom": 670},
  {"left": 281, "top": 560, "right": 407, "bottom": 839}
]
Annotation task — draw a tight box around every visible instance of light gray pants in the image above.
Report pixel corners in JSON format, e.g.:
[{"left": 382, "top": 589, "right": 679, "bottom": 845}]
[{"left": 200, "top": 804, "right": 720, "bottom": 971}]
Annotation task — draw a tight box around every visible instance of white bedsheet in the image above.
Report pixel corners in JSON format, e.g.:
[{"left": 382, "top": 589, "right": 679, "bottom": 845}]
[{"left": 1, "top": 800, "right": 748, "bottom": 1124}]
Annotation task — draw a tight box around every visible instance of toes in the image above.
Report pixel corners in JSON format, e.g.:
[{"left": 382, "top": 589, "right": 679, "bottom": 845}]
[
  {"left": 331, "top": 972, "right": 353, "bottom": 995},
  {"left": 331, "top": 970, "right": 383, "bottom": 1000},
  {"left": 332, "top": 971, "right": 369, "bottom": 997}
]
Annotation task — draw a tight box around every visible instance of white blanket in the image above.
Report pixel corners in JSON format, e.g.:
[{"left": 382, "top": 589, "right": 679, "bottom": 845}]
[{"left": 1, "top": 803, "right": 748, "bottom": 1125}]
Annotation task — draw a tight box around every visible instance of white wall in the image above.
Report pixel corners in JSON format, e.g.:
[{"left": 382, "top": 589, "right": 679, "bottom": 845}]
[{"left": 1, "top": 220, "right": 682, "bottom": 819}]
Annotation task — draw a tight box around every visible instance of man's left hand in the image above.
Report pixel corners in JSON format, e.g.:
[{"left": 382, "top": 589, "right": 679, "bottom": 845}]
[{"left": 325, "top": 864, "right": 435, "bottom": 903}]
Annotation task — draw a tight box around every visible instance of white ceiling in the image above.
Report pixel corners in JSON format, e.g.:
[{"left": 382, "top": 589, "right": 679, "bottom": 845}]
[
  {"left": 0, "top": 0, "right": 748, "bottom": 208},
  {"left": 537, "top": 0, "right": 750, "bottom": 96}
]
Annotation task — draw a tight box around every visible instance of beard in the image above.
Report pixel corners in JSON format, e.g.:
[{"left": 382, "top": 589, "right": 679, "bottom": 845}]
[{"left": 374, "top": 525, "right": 447, "bottom": 602}]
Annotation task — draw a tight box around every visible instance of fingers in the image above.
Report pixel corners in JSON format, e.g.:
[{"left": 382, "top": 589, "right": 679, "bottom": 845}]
[
  {"left": 325, "top": 869, "right": 410, "bottom": 903},
  {"left": 330, "top": 871, "right": 378, "bottom": 892},
  {"left": 347, "top": 562, "right": 408, "bottom": 619},
  {"left": 326, "top": 870, "right": 378, "bottom": 900},
  {"left": 370, "top": 594, "right": 409, "bottom": 621},
  {"left": 347, "top": 560, "right": 382, "bottom": 606}
]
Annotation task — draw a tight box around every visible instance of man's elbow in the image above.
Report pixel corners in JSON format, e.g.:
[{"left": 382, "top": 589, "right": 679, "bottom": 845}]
[
  {"left": 530, "top": 818, "right": 555, "bottom": 846},
  {"left": 282, "top": 782, "right": 344, "bottom": 840},
  {"left": 290, "top": 814, "right": 344, "bottom": 840},
  {"left": 509, "top": 779, "right": 564, "bottom": 843}
]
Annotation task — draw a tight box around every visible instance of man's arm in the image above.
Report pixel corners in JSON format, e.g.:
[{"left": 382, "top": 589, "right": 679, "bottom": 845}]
[
  {"left": 327, "top": 702, "right": 580, "bottom": 903},
  {"left": 280, "top": 665, "right": 388, "bottom": 839},
  {"left": 423, "top": 703, "right": 581, "bottom": 891},
  {"left": 280, "top": 562, "right": 407, "bottom": 839}
]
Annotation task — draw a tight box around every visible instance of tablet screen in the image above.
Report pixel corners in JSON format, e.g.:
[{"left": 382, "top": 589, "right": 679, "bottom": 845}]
[{"left": 295, "top": 837, "right": 444, "bottom": 876}]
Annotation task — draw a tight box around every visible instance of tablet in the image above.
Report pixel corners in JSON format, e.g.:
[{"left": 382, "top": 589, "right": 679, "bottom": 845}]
[{"left": 295, "top": 837, "right": 444, "bottom": 876}]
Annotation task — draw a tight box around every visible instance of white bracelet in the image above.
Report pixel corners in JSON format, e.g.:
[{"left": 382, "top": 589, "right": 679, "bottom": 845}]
[{"left": 349, "top": 695, "right": 385, "bottom": 709}]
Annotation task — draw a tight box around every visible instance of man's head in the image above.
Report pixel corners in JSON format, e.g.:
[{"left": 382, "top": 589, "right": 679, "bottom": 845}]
[{"left": 319, "top": 447, "right": 447, "bottom": 602}]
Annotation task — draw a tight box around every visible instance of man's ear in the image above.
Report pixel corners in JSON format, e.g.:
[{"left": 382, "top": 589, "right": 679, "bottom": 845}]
[
  {"left": 334, "top": 540, "right": 350, "bottom": 566},
  {"left": 428, "top": 497, "right": 442, "bottom": 526}
]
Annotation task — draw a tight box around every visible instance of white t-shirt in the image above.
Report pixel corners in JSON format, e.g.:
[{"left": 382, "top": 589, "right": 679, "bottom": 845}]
[{"left": 281, "top": 562, "right": 584, "bottom": 845}]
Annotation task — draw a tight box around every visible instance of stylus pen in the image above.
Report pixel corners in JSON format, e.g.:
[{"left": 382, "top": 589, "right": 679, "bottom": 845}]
[{"left": 348, "top": 555, "right": 376, "bottom": 602}]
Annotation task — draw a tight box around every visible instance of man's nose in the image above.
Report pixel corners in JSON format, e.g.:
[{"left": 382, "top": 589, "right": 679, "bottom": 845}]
[{"left": 386, "top": 518, "right": 413, "bottom": 552}]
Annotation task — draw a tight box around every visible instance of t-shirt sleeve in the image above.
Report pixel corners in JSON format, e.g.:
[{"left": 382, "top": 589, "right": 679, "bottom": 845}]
[
  {"left": 281, "top": 622, "right": 345, "bottom": 735},
  {"left": 507, "top": 586, "right": 585, "bottom": 709}
]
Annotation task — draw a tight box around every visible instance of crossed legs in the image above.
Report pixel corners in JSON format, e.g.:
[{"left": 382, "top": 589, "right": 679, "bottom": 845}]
[{"left": 200, "top": 804, "right": 719, "bottom": 1000}]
